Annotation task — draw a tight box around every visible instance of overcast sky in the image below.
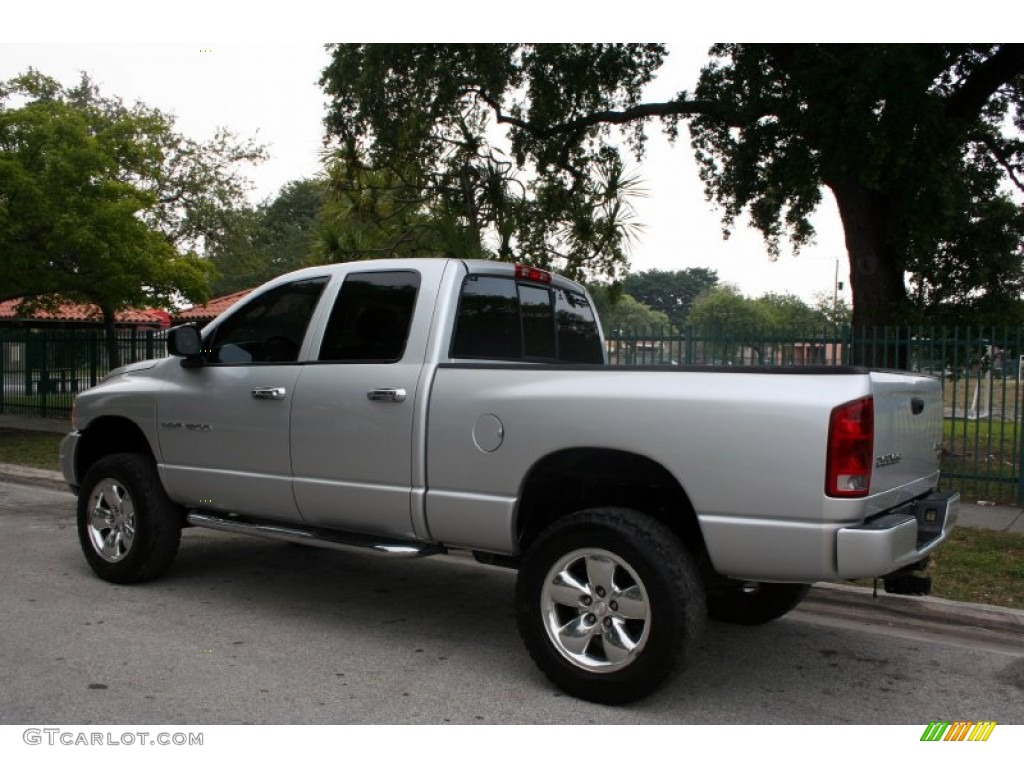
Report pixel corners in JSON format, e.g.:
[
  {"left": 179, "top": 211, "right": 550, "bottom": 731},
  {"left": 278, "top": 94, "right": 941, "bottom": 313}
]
[
  {"left": 0, "top": 38, "right": 860, "bottom": 303},
  {"left": 11, "top": 0, "right": 995, "bottom": 304}
]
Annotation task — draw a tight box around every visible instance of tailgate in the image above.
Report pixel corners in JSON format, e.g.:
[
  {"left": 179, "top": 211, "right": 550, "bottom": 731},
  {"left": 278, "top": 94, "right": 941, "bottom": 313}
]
[{"left": 869, "top": 371, "right": 944, "bottom": 495}]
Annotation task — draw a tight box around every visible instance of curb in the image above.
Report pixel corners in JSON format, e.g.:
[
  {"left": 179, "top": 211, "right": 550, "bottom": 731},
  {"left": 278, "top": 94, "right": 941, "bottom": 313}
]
[
  {"left": 0, "top": 463, "right": 69, "bottom": 492},
  {"left": 0, "top": 462, "right": 65, "bottom": 483},
  {"left": 806, "top": 581, "right": 1024, "bottom": 638}
]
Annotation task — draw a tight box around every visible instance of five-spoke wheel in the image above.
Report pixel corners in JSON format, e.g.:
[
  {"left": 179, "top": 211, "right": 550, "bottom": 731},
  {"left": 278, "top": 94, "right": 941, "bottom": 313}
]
[
  {"left": 85, "top": 478, "right": 136, "bottom": 563},
  {"left": 540, "top": 548, "right": 651, "bottom": 673},
  {"left": 516, "top": 508, "right": 706, "bottom": 704},
  {"left": 77, "top": 453, "right": 182, "bottom": 584}
]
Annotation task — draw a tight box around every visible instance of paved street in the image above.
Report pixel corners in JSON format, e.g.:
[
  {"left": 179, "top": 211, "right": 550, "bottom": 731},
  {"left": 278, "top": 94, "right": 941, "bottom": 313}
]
[{"left": 1, "top": 479, "right": 1022, "bottom": 725}]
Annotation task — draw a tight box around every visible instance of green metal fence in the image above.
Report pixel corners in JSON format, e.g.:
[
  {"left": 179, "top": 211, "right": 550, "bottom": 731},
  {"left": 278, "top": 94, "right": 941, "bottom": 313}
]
[
  {"left": 0, "top": 328, "right": 165, "bottom": 419},
  {"left": 2, "top": 324, "right": 1023, "bottom": 505},
  {"left": 607, "top": 324, "right": 1024, "bottom": 505}
]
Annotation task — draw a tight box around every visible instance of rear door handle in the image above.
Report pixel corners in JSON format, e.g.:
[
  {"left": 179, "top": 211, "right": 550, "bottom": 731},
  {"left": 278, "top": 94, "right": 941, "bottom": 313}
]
[
  {"left": 252, "top": 386, "right": 287, "bottom": 400},
  {"left": 367, "top": 388, "right": 407, "bottom": 403}
]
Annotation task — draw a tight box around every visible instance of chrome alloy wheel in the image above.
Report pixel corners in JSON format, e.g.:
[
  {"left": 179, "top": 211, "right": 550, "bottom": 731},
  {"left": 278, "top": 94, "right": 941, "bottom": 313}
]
[
  {"left": 86, "top": 478, "right": 136, "bottom": 563},
  {"left": 540, "top": 548, "right": 650, "bottom": 673}
]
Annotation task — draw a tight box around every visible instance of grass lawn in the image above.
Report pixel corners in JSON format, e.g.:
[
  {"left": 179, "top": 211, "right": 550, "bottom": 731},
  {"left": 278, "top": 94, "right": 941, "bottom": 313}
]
[
  {"left": 0, "top": 428, "right": 63, "bottom": 471},
  {"left": 924, "top": 526, "right": 1024, "bottom": 610}
]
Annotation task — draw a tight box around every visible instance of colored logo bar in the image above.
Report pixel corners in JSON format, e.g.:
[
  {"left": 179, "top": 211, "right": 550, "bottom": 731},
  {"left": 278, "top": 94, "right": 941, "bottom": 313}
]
[{"left": 921, "top": 721, "right": 997, "bottom": 742}]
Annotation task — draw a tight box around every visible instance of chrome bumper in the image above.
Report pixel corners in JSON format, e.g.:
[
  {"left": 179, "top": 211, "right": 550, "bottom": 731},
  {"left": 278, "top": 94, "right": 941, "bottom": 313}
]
[{"left": 835, "top": 491, "right": 960, "bottom": 579}]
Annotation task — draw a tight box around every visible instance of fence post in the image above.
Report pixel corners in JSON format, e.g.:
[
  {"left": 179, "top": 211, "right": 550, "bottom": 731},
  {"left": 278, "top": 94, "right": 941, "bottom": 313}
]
[
  {"left": 89, "top": 332, "right": 98, "bottom": 388},
  {"left": 39, "top": 332, "right": 48, "bottom": 419},
  {"left": 1017, "top": 326, "right": 1024, "bottom": 505}
]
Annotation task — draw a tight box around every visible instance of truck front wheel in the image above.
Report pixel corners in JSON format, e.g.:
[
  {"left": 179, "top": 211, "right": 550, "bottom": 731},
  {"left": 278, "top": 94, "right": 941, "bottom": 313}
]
[
  {"left": 515, "top": 508, "right": 706, "bottom": 704},
  {"left": 77, "top": 453, "right": 183, "bottom": 584}
]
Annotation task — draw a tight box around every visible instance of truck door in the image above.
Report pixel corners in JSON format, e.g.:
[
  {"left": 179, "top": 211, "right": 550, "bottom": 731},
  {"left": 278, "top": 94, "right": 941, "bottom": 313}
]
[
  {"left": 290, "top": 268, "right": 434, "bottom": 539},
  {"left": 157, "top": 277, "right": 328, "bottom": 522}
]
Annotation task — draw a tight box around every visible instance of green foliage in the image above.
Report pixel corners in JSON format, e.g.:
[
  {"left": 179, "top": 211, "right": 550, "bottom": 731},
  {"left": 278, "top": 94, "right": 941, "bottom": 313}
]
[
  {"left": 313, "top": 152, "right": 472, "bottom": 262},
  {"left": 689, "top": 285, "right": 834, "bottom": 333},
  {"left": 321, "top": 45, "right": 1024, "bottom": 330},
  {"left": 319, "top": 44, "right": 661, "bottom": 281},
  {"left": 688, "top": 44, "right": 1024, "bottom": 326},
  {"left": 812, "top": 291, "right": 853, "bottom": 327},
  {"left": 688, "top": 285, "right": 770, "bottom": 335},
  {"left": 0, "top": 76, "right": 210, "bottom": 312},
  {"left": 752, "top": 292, "right": 825, "bottom": 329},
  {"left": 588, "top": 285, "right": 670, "bottom": 333},
  {"left": 209, "top": 179, "right": 324, "bottom": 294},
  {"left": 621, "top": 268, "right": 719, "bottom": 328},
  {"left": 0, "top": 69, "right": 265, "bottom": 364}
]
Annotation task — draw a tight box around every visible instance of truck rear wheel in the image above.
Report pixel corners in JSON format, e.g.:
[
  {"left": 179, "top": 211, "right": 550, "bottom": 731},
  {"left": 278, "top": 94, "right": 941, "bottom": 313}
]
[
  {"left": 707, "top": 581, "right": 810, "bottom": 625},
  {"left": 515, "top": 508, "right": 706, "bottom": 704},
  {"left": 77, "top": 453, "right": 183, "bottom": 584}
]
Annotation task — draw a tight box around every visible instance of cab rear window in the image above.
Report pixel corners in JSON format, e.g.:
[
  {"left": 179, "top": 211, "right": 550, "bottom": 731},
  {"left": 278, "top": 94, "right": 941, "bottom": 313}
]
[{"left": 451, "top": 275, "right": 603, "bottom": 363}]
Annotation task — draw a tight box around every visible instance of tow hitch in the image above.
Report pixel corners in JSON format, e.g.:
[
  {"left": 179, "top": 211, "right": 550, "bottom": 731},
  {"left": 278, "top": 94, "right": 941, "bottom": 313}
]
[{"left": 877, "top": 557, "right": 932, "bottom": 596}]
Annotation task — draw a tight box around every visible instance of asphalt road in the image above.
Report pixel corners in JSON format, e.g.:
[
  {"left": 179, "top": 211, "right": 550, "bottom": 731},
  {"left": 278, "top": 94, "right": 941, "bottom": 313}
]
[{"left": 1, "top": 479, "right": 1022, "bottom": 725}]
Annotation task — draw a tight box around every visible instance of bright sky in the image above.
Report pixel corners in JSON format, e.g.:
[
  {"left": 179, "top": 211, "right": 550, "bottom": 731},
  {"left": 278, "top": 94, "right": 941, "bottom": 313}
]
[
  {"left": 7, "top": 3, "right": 990, "bottom": 304},
  {"left": 0, "top": 38, "right": 856, "bottom": 304}
]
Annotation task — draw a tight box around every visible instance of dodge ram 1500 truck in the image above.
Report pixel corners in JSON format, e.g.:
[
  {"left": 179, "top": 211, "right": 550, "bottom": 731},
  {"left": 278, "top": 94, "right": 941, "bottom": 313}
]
[{"left": 61, "top": 258, "right": 959, "bottom": 703}]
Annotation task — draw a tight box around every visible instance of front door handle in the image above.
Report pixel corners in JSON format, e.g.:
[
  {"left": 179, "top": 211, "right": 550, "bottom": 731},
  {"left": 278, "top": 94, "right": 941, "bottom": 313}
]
[
  {"left": 252, "top": 386, "right": 287, "bottom": 400},
  {"left": 367, "top": 388, "right": 407, "bottom": 403}
]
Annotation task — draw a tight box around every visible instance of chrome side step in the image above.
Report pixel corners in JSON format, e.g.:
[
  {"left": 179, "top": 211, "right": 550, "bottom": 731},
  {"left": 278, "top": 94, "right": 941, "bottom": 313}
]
[{"left": 185, "top": 511, "right": 446, "bottom": 558}]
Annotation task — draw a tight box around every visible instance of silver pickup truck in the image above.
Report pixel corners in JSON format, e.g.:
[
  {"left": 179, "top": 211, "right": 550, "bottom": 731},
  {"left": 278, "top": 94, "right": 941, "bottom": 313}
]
[{"left": 61, "top": 258, "right": 958, "bottom": 703}]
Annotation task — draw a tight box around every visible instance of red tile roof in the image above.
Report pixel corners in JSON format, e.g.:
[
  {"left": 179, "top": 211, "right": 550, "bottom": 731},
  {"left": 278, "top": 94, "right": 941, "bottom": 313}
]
[
  {"left": 0, "top": 298, "right": 170, "bottom": 326},
  {"left": 174, "top": 288, "right": 253, "bottom": 322}
]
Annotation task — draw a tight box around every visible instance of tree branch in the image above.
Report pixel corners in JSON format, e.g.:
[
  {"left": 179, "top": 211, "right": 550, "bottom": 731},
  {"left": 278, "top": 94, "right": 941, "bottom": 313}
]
[
  {"left": 975, "top": 135, "right": 1024, "bottom": 194},
  {"left": 471, "top": 87, "right": 737, "bottom": 139},
  {"left": 946, "top": 44, "right": 1024, "bottom": 122}
]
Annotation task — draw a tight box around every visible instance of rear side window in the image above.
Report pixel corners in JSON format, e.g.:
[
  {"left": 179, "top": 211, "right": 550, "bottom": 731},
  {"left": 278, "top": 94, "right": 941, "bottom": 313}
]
[
  {"left": 318, "top": 271, "right": 420, "bottom": 363},
  {"left": 451, "top": 275, "right": 603, "bottom": 363}
]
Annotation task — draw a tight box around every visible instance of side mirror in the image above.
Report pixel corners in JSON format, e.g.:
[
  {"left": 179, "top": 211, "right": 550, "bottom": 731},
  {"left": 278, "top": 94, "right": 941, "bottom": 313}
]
[{"left": 167, "top": 325, "right": 203, "bottom": 363}]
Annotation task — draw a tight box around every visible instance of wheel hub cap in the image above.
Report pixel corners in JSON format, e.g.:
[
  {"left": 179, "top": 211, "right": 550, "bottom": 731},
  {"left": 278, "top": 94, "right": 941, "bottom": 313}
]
[
  {"left": 540, "top": 548, "right": 651, "bottom": 674},
  {"left": 87, "top": 479, "right": 135, "bottom": 563}
]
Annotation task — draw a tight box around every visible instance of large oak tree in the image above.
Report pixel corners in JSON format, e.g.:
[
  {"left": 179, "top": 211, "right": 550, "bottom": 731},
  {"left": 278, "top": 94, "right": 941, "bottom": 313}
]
[{"left": 320, "top": 44, "right": 1024, "bottom": 330}]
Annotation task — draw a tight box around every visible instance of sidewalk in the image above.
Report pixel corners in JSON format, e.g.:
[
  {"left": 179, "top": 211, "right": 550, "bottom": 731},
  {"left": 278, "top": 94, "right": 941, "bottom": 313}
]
[
  {"left": 0, "top": 414, "right": 71, "bottom": 434},
  {"left": 2, "top": 413, "right": 1024, "bottom": 534}
]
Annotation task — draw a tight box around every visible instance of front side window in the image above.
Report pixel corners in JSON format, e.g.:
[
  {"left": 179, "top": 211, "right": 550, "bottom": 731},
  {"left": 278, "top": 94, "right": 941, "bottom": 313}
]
[
  {"left": 205, "top": 278, "right": 327, "bottom": 364},
  {"left": 451, "top": 275, "right": 603, "bottom": 363},
  {"left": 318, "top": 271, "right": 420, "bottom": 363}
]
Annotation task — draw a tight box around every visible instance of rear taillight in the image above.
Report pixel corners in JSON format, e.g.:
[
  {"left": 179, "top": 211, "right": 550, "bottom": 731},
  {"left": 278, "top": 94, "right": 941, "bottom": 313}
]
[{"left": 826, "top": 396, "right": 873, "bottom": 497}]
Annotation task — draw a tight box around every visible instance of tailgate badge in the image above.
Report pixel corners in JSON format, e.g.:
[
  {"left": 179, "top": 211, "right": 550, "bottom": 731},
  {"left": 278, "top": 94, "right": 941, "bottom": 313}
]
[{"left": 875, "top": 452, "right": 902, "bottom": 468}]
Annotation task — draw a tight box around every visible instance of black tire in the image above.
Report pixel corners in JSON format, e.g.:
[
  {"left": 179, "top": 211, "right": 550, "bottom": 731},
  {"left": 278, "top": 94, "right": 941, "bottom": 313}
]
[
  {"left": 707, "top": 581, "right": 810, "bottom": 625},
  {"left": 77, "top": 453, "right": 183, "bottom": 584},
  {"left": 515, "top": 508, "right": 706, "bottom": 704}
]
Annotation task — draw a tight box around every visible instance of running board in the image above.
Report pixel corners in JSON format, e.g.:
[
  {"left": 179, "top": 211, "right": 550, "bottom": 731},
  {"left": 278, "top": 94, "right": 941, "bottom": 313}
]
[{"left": 185, "top": 511, "right": 446, "bottom": 558}]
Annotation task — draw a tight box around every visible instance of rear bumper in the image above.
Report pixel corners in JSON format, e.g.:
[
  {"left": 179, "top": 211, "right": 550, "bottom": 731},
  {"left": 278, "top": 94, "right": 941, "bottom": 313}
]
[{"left": 835, "top": 491, "right": 960, "bottom": 579}]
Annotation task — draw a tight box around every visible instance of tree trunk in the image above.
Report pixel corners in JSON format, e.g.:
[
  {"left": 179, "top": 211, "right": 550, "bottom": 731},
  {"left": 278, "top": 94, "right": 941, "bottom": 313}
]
[
  {"left": 101, "top": 306, "right": 121, "bottom": 370},
  {"left": 829, "top": 179, "right": 909, "bottom": 368}
]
